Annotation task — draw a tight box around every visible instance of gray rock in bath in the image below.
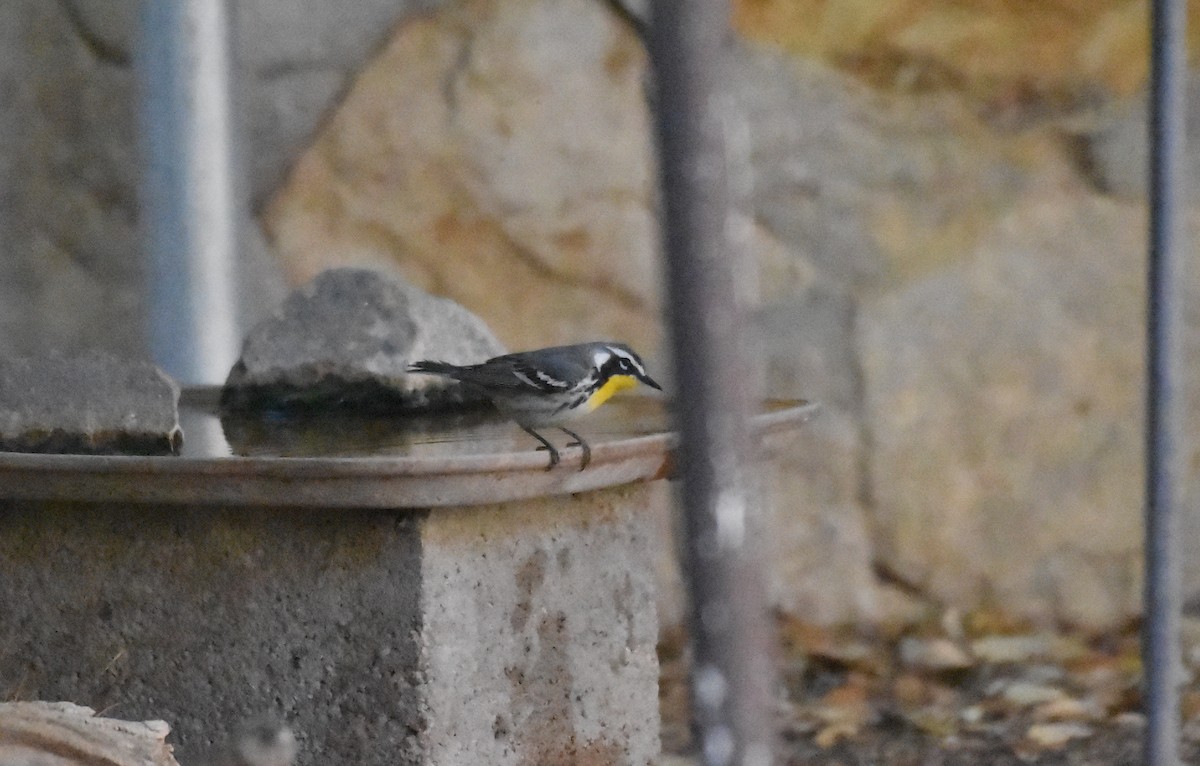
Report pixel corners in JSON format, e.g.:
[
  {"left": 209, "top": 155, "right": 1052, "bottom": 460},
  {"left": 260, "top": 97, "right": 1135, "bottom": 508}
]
[
  {"left": 0, "top": 352, "right": 182, "bottom": 455},
  {"left": 221, "top": 268, "right": 506, "bottom": 412}
]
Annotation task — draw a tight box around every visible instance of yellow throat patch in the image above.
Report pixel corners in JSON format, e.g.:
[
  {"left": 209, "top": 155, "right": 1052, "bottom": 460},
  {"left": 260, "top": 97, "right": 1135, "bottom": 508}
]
[{"left": 585, "top": 374, "right": 637, "bottom": 412}]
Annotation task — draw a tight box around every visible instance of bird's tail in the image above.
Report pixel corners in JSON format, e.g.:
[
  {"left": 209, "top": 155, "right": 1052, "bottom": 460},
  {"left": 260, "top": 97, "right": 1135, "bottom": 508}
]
[{"left": 407, "top": 360, "right": 463, "bottom": 378}]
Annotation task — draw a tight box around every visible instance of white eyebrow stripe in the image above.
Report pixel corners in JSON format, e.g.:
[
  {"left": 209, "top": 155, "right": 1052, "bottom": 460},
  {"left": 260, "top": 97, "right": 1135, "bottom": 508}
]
[
  {"left": 607, "top": 346, "right": 644, "bottom": 373},
  {"left": 592, "top": 350, "right": 612, "bottom": 369},
  {"left": 607, "top": 346, "right": 635, "bottom": 362}
]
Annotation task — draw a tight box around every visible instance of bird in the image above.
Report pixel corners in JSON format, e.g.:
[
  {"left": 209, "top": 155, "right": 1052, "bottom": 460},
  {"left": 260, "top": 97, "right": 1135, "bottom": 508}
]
[{"left": 408, "top": 342, "right": 661, "bottom": 470}]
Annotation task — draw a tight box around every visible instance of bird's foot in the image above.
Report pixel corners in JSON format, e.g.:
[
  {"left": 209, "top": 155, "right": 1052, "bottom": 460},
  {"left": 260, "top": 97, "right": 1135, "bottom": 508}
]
[
  {"left": 524, "top": 426, "right": 561, "bottom": 470},
  {"left": 533, "top": 443, "right": 561, "bottom": 470},
  {"left": 558, "top": 427, "right": 590, "bottom": 471}
]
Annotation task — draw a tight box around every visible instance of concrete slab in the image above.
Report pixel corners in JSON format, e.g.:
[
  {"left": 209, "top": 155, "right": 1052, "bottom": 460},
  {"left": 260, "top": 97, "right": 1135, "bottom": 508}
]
[
  {"left": 420, "top": 484, "right": 659, "bottom": 764},
  {"left": 0, "top": 483, "right": 660, "bottom": 765}
]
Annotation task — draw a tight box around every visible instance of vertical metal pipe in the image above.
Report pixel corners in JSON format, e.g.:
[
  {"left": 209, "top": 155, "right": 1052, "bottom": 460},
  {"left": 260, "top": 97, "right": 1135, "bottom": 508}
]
[
  {"left": 1145, "top": 0, "right": 1187, "bottom": 763},
  {"left": 650, "top": 2, "right": 776, "bottom": 764},
  {"left": 137, "top": 0, "right": 241, "bottom": 384}
]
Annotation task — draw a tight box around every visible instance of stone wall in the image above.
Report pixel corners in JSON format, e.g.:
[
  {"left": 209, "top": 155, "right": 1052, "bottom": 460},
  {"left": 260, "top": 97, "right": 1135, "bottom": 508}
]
[
  {"left": 6, "top": 0, "right": 1200, "bottom": 629},
  {"left": 0, "top": 0, "right": 443, "bottom": 358}
]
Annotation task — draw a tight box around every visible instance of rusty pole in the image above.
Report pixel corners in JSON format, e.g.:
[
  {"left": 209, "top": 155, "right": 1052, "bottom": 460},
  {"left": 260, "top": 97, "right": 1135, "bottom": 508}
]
[{"left": 650, "top": 1, "right": 777, "bottom": 763}]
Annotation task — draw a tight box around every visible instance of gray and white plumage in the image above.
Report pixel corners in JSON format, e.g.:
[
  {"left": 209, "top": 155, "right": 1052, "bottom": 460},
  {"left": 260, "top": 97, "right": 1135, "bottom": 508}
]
[
  {"left": 409, "top": 342, "right": 659, "bottom": 427},
  {"left": 408, "top": 341, "right": 661, "bottom": 469}
]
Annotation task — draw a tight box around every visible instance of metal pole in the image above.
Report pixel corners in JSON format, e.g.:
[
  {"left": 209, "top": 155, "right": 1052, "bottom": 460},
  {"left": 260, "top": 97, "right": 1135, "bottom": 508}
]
[
  {"left": 137, "top": 0, "right": 241, "bottom": 384},
  {"left": 650, "top": 2, "right": 776, "bottom": 765},
  {"left": 1145, "top": 0, "right": 1187, "bottom": 762}
]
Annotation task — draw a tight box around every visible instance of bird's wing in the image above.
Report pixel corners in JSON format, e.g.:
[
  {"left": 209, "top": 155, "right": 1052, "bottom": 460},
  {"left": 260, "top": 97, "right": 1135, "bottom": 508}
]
[
  {"left": 413, "top": 345, "right": 596, "bottom": 393},
  {"left": 426, "top": 357, "right": 545, "bottom": 392},
  {"left": 454, "top": 352, "right": 584, "bottom": 393},
  {"left": 507, "top": 348, "right": 603, "bottom": 392}
]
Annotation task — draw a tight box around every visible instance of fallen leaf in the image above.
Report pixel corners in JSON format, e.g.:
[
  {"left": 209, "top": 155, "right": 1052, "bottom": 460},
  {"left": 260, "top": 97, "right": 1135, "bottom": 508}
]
[
  {"left": 1113, "top": 711, "right": 1146, "bottom": 728},
  {"left": 814, "top": 720, "right": 859, "bottom": 748},
  {"left": 1032, "top": 695, "right": 1096, "bottom": 722},
  {"left": 778, "top": 614, "right": 882, "bottom": 673},
  {"left": 899, "top": 637, "right": 973, "bottom": 672},
  {"left": 1182, "top": 690, "right": 1200, "bottom": 721},
  {"left": 809, "top": 674, "right": 873, "bottom": 746},
  {"left": 1000, "top": 681, "right": 1068, "bottom": 708},
  {"left": 905, "top": 707, "right": 959, "bottom": 738},
  {"left": 892, "top": 673, "right": 930, "bottom": 708},
  {"left": 971, "top": 634, "right": 1051, "bottom": 664},
  {"left": 1024, "top": 722, "right": 1092, "bottom": 749},
  {"left": 964, "top": 607, "right": 1033, "bottom": 638},
  {"left": 817, "top": 674, "right": 871, "bottom": 719}
]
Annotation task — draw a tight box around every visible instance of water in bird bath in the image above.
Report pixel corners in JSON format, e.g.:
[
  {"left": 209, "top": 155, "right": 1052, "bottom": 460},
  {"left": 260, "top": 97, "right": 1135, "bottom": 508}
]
[
  {"left": 0, "top": 390, "right": 815, "bottom": 508},
  {"left": 182, "top": 387, "right": 811, "bottom": 461}
]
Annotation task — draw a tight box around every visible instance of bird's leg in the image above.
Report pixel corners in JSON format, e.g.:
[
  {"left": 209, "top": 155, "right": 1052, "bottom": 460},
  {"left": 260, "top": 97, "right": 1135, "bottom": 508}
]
[
  {"left": 558, "top": 427, "right": 591, "bottom": 471},
  {"left": 522, "top": 426, "right": 560, "bottom": 470}
]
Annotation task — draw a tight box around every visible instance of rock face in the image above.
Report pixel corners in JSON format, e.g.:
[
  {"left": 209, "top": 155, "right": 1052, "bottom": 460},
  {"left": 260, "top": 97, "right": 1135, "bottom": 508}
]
[
  {"left": 861, "top": 190, "right": 1162, "bottom": 629},
  {"left": 0, "top": 352, "right": 181, "bottom": 455},
  {"left": 233, "top": 0, "right": 451, "bottom": 205},
  {"left": 729, "top": 0, "right": 1182, "bottom": 107},
  {"left": 263, "top": 0, "right": 661, "bottom": 353},
  {"left": 1081, "top": 71, "right": 1200, "bottom": 199},
  {"left": 0, "top": 0, "right": 144, "bottom": 360},
  {"left": 222, "top": 268, "right": 506, "bottom": 411},
  {"left": 0, "top": 0, "right": 443, "bottom": 361}
]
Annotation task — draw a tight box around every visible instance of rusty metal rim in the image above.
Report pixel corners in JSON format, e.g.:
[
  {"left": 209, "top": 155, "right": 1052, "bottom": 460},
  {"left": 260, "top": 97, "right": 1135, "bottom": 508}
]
[{"left": 0, "top": 402, "right": 817, "bottom": 507}]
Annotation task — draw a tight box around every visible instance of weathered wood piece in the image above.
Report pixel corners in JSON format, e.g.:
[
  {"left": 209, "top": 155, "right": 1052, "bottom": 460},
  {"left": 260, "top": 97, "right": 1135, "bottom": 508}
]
[{"left": 0, "top": 701, "right": 179, "bottom": 766}]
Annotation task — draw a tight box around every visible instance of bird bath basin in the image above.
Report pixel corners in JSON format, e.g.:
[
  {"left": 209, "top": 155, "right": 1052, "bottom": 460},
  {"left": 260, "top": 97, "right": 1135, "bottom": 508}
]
[
  {"left": 0, "top": 392, "right": 816, "bottom": 766},
  {"left": 0, "top": 390, "right": 818, "bottom": 508}
]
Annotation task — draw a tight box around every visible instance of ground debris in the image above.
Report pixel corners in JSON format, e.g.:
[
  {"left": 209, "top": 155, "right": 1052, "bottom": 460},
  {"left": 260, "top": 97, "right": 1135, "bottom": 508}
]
[
  {"left": 659, "top": 611, "right": 1176, "bottom": 763},
  {"left": 996, "top": 681, "right": 1068, "bottom": 708},
  {"left": 1018, "top": 722, "right": 1093, "bottom": 754},
  {"left": 899, "top": 636, "right": 973, "bottom": 672}
]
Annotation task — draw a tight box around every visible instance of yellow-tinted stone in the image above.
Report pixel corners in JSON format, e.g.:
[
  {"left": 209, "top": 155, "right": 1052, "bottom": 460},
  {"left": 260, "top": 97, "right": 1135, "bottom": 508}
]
[
  {"left": 264, "top": 0, "right": 661, "bottom": 352},
  {"left": 733, "top": 0, "right": 1200, "bottom": 106}
]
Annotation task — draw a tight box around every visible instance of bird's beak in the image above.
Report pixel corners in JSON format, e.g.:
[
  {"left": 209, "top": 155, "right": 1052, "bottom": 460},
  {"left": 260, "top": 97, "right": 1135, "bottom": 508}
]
[{"left": 640, "top": 373, "right": 662, "bottom": 391}]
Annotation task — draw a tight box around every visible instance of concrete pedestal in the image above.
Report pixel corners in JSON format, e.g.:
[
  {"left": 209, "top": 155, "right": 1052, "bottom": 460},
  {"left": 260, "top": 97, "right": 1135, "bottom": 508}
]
[{"left": 0, "top": 484, "right": 660, "bottom": 765}]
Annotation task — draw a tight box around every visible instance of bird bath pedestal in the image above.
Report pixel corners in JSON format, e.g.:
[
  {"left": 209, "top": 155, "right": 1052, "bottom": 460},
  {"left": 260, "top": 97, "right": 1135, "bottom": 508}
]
[{"left": 0, "top": 392, "right": 816, "bottom": 765}]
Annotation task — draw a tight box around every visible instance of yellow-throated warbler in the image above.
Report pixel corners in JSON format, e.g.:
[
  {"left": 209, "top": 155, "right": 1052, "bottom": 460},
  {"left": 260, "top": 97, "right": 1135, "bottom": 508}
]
[{"left": 408, "top": 342, "right": 661, "bottom": 470}]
